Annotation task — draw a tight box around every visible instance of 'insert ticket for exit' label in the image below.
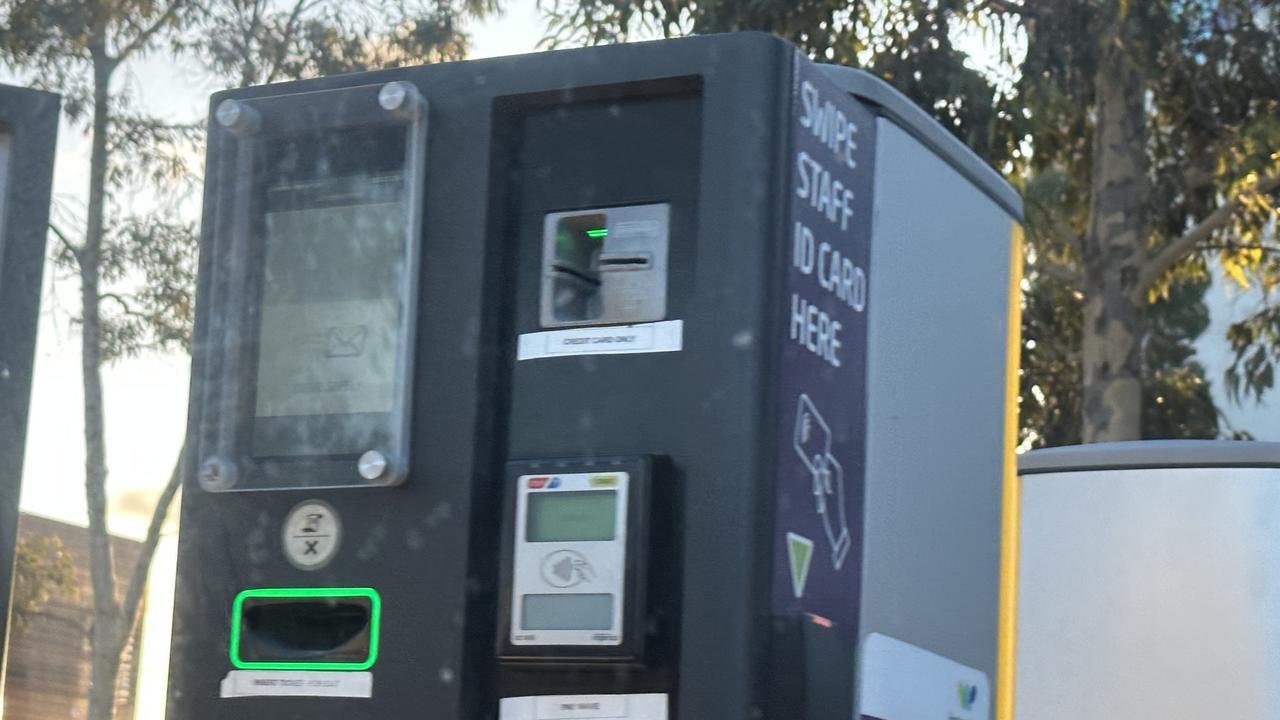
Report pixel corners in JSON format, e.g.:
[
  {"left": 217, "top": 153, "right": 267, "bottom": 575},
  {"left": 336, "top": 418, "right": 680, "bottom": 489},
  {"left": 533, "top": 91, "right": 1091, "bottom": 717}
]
[
  {"left": 219, "top": 670, "right": 372, "bottom": 698},
  {"left": 500, "top": 693, "right": 667, "bottom": 720}
]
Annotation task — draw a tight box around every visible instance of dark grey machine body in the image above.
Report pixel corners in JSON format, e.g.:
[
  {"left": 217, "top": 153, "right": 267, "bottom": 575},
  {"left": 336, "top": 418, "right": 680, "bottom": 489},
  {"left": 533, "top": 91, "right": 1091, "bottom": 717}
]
[
  {"left": 0, "top": 84, "right": 59, "bottom": 683},
  {"left": 170, "top": 33, "right": 1020, "bottom": 720}
]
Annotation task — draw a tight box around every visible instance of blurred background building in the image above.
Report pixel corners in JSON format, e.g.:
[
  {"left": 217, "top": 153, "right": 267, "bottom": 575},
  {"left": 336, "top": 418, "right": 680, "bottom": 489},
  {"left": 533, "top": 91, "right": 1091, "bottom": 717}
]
[{"left": 3, "top": 514, "right": 143, "bottom": 720}]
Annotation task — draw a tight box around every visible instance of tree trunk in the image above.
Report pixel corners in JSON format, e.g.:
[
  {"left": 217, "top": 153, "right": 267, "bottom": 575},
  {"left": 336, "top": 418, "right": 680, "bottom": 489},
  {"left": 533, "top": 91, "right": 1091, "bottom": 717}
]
[
  {"left": 83, "top": 51, "right": 124, "bottom": 720},
  {"left": 88, "top": 631, "right": 125, "bottom": 720},
  {"left": 1080, "top": 22, "right": 1149, "bottom": 443}
]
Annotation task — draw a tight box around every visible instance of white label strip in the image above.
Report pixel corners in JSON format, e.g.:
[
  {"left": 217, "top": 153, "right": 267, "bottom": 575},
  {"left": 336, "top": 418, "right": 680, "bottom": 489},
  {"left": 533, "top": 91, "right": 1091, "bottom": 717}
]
[
  {"left": 219, "top": 670, "right": 372, "bottom": 699},
  {"left": 858, "top": 633, "right": 990, "bottom": 720},
  {"left": 517, "top": 320, "right": 683, "bottom": 361},
  {"left": 499, "top": 693, "right": 668, "bottom": 720}
]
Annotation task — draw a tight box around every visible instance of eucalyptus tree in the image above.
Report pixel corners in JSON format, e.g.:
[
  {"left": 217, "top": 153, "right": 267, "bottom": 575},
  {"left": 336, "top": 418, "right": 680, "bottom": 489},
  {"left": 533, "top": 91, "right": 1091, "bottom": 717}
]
[
  {"left": 1, "top": 3, "right": 199, "bottom": 716},
  {"left": 1008, "top": 0, "right": 1280, "bottom": 441}
]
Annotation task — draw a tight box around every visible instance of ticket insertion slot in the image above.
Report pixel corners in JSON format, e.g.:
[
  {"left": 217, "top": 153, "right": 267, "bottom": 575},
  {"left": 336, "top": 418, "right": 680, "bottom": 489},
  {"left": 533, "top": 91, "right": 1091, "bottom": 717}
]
[{"left": 230, "top": 587, "right": 381, "bottom": 671}]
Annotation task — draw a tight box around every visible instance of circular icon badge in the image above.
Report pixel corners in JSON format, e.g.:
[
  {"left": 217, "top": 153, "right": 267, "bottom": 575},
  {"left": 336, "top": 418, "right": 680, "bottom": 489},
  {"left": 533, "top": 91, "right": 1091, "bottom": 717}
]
[
  {"left": 282, "top": 500, "right": 341, "bottom": 570},
  {"left": 540, "top": 549, "right": 595, "bottom": 588}
]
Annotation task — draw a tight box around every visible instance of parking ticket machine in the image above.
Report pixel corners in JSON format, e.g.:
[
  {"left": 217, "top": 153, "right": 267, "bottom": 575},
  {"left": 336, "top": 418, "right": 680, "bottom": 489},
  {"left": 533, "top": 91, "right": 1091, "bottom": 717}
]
[
  {"left": 0, "top": 85, "right": 59, "bottom": 681},
  {"left": 170, "top": 33, "right": 1023, "bottom": 720}
]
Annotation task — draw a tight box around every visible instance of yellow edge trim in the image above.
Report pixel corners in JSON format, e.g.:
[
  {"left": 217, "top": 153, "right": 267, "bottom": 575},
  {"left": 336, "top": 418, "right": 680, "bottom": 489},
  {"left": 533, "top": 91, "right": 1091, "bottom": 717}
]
[{"left": 996, "top": 223, "right": 1025, "bottom": 720}]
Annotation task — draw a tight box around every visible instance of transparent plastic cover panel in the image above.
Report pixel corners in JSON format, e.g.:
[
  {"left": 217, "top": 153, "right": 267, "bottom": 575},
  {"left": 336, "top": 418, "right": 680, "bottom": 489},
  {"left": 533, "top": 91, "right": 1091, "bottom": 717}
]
[{"left": 195, "top": 82, "right": 427, "bottom": 491}]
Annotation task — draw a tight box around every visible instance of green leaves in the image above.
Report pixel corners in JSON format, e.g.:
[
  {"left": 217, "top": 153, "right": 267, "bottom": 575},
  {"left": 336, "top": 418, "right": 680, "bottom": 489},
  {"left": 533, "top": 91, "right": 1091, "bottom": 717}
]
[
  {"left": 97, "top": 215, "right": 198, "bottom": 362},
  {"left": 106, "top": 110, "right": 202, "bottom": 192},
  {"left": 11, "top": 535, "right": 78, "bottom": 631},
  {"left": 1019, "top": 254, "right": 1084, "bottom": 448},
  {"left": 1141, "top": 277, "right": 1219, "bottom": 440},
  {"left": 197, "top": 0, "right": 500, "bottom": 87},
  {"left": 1226, "top": 302, "right": 1280, "bottom": 403},
  {"left": 53, "top": 213, "right": 198, "bottom": 363}
]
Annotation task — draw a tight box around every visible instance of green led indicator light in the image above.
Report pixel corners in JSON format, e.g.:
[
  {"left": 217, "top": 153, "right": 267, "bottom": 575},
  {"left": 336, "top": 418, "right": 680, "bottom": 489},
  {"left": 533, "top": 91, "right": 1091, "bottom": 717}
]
[
  {"left": 585, "top": 228, "right": 608, "bottom": 238},
  {"left": 229, "top": 587, "right": 381, "bottom": 671}
]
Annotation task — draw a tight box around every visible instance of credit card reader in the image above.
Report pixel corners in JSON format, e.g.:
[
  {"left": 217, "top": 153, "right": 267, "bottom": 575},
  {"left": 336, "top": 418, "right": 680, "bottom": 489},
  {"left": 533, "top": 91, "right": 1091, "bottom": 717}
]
[{"left": 500, "top": 458, "right": 652, "bottom": 662}]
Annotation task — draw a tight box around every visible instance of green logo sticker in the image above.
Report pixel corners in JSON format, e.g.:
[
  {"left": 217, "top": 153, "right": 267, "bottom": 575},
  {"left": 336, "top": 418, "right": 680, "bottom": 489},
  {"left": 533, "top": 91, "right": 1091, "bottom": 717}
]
[
  {"left": 957, "top": 681, "right": 978, "bottom": 710},
  {"left": 589, "top": 474, "right": 619, "bottom": 487},
  {"left": 787, "top": 532, "right": 815, "bottom": 598}
]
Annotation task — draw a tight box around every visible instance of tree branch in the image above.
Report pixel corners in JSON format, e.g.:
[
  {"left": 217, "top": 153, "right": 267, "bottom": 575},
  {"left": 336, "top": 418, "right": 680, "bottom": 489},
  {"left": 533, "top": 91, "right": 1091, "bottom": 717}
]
[
  {"left": 99, "top": 292, "right": 143, "bottom": 317},
  {"left": 1026, "top": 216, "right": 1083, "bottom": 286},
  {"left": 1031, "top": 256, "right": 1082, "bottom": 287},
  {"left": 237, "top": 0, "right": 267, "bottom": 87},
  {"left": 115, "top": 0, "right": 186, "bottom": 62},
  {"left": 263, "top": 0, "right": 310, "bottom": 85},
  {"left": 974, "top": 0, "right": 1032, "bottom": 18},
  {"left": 118, "top": 446, "right": 184, "bottom": 643},
  {"left": 49, "top": 224, "right": 83, "bottom": 265},
  {"left": 1197, "top": 243, "right": 1280, "bottom": 255},
  {"left": 1049, "top": 218, "right": 1082, "bottom": 256},
  {"left": 1181, "top": 165, "right": 1215, "bottom": 193},
  {"left": 1136, "top": 172, "right": 1280, "bottom": 300}
]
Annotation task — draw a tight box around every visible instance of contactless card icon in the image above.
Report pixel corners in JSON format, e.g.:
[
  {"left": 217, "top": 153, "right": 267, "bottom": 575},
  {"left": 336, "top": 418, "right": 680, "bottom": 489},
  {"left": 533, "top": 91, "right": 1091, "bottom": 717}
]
[
  {"left": 541, "top": 549, "right": 595, "bottom": 588},
  {"left": 793, "top": 394, "right": 852, "bottom": 570}
]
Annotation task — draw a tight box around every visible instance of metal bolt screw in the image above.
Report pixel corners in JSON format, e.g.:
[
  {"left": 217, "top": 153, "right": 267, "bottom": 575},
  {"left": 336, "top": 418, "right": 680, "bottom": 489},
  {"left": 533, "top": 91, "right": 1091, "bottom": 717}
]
[
  {"left": 198, "top": 456, "right": 236, "bottom": 490},
  {"left": 358, "top": 450, "right": 389, "bottom": 481},
  {"left": 215, "top": 99, "right": 260, "bottom": 135},
  {"left": 378, "top": 81, "right": 423, "bottom": 119},
  {"left": 378, "top": 82, "right": 410, "bottom": 111}
]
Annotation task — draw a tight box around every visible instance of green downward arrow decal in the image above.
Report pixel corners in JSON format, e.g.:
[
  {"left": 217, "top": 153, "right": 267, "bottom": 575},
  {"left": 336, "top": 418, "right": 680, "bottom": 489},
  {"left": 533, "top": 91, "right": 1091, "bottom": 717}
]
[{"left": 787, "top": 532, "right": 815, "bottom": 599}]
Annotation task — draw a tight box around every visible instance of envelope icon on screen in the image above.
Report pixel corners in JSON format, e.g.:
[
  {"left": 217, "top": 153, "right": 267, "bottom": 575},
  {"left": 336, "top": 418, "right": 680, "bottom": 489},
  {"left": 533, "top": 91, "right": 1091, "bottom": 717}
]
[{"left": 325, "top": 325, "right": 368, "bottom": 358}]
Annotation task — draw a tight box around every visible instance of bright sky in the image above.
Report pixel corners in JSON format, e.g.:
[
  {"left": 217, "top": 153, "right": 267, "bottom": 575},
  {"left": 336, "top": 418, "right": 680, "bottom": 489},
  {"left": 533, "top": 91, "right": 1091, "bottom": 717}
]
[{"left": 2, "top": 6, "right": 1277, "bottom": 715}]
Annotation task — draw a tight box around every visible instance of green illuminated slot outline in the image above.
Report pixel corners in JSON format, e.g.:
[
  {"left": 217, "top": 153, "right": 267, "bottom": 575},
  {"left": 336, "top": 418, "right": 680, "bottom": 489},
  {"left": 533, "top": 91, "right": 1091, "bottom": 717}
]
[
  {"left": 230, "top": 587, "right": 381, "bottom": 671},
  {"left": 585, "top": 228, "right": 608, "bottom": 238}
]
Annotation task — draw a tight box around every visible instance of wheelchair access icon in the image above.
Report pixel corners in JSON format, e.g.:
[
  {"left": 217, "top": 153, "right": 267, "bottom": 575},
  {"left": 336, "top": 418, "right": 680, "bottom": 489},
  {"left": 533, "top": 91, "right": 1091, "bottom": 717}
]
[{"left": 793, "top": 394, "right": 852, "bottom": 570}]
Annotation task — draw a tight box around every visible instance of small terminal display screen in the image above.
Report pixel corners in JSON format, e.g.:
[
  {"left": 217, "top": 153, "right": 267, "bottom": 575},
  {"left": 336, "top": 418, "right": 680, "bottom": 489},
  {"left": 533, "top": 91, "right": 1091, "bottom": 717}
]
[
  {"left": 251, "top": 125, "right": 407, "bottom": 458},
  {"left": 521, "top": 593, "right": 613, "bottom": 631},
  {"left": 526, "top": 490, "right": 617, "bottom": 542}
]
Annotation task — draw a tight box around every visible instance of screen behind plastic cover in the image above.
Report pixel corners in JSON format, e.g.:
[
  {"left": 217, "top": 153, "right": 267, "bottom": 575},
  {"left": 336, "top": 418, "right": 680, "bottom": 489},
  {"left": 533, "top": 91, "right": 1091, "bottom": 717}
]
[{"left": 252, "top": 126, "right": 407, "bottom": 458}]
